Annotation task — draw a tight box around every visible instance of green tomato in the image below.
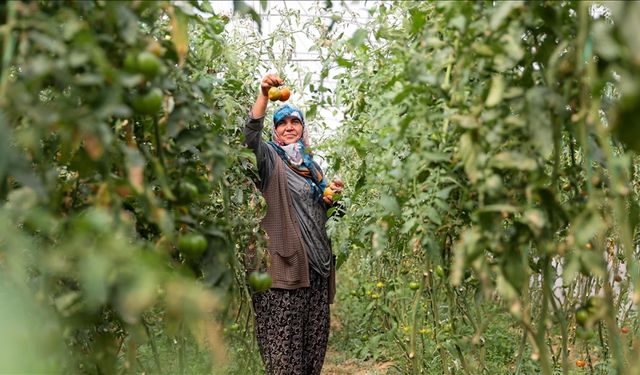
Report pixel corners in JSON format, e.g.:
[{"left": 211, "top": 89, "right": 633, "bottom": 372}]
[
  {"left": 575, "top": 307, "right": 589, "bottom": 327},
  {"left": 586, "top": 296, "right": 602, "bottom": 313},
  {"left": 576, "top": 327, "right": 596, "bottom": 340},
  {"left": 248, "top": 271, "right": 272, "bottom": 292},
  {"left": 132, "top": 87, "right": 163, "bottom": 115},
  {"left": 408, "top": 282, "right": 420, "bottom": 291},
  {"left": 435, "top": 265, "right": 445, "bottom": 278},
  {"left": 136, "top": 51, "right": 162, "bottom": 79},
  {"left": 177, "top": 181, "right": 199, "bottom": 203},
  {"left": 123, "top": 52, "right": 139, "bottom": 72},
  {"left": 178, "top": 233, "right": 208, "bottom": 260}
]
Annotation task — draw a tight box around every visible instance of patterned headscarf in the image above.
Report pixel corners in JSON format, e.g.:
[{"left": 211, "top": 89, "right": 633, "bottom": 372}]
[
  {"left": 271, "top": 104, "right": 309, "bottom": 147},
  {"left": 268, "top": 104, "right": 326, "bottom": 200}
]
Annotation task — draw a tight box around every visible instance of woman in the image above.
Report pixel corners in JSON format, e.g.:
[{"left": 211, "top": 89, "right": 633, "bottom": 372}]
[{"left": 243, "top": 74, "right": 343, "bottom": 375}]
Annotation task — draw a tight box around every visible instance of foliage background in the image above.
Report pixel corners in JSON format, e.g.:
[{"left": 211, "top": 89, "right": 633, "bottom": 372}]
[{"left": 2, "top": 1, "right": 640, "bottom": 374}]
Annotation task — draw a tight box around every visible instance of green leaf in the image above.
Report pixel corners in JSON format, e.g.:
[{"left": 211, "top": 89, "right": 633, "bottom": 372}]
[
  {"left": 619, "top": 1, "right": 640, "bottom": 62},
  {"left": 449, "top": 14, "right": 466, "bottom": 32},
  {"left": 471, "top": 43, "right": 494, "bottom": 57},
  {"left": 523, "top": 209, "right": 546, "bottom": 236},
  {"left": 0, "top": 113, "right": 9, "bottom": 184},
  {"left": 451, "top": 228, "right": 481, "bottom": 285},
  {"left": 579, "top": 250, "right": 606, "bottom": 278},
  {"left": 151, "top": 159, "right": 176, "bottom": 201},
  {"left": 169, "top": 6, "right": 190, "bottom": 66},
  {"left": 451, "top": 114, "right": 479, "bottom": 129},
  {"left": 409, "top": 8, "right": 427, "bottom": 34},
  {"left": 490, "top": 1, "right": 523, "bottom": 30},
  {"left": 629, "top": 197, "right": 640, "bottom": 237},
  {"left": 478, "top": 204, "right": 518, "bottom": 214},
  {"left": 485, "top": 74, "right": 505, "bottom": 107},
  {"left": 592, "top": 22, "right": 619, "bottom": 60},
  {"left": 425, "top": 207, "right": 442, "bottom": 225},
  {"left": 571, "top": 211, "right": 605, "bottom": 246},
  {"left": 458, "top": 132, "right": 480, "bottom": 183},
  {"left": 436, "top": 185, "right": 456, "bottom": 200},
  {"left": 496, "top": 274, "right": 518, "bottom": 300},
  {"left": 233, "top": 0, "right": 262, "bottom": 32},
  {"left": 422, "top": 152, "right": 451, "bottom": 163},
  {"left": 526, "top": 87, "right": 554, "bottom": 157},
  {"left": 380, "top": 195, "right": 400, "bottom": 215},
  {"left": 490, "top": 152, "right": 537, "bottom": 171},
  {"left": 336, "top": 57, "right": 354, "bottom": 68},
  {"left": 176, "top": 128, "right": 205, "bottom": 152},
  {"left": 81, "top": 254, "right": 110, "bottom": 310},
  {"left": 349, "top": 29, "right": 368, "bottom": 48},
  {"left": 562, "top": 252, "right": 580, "bottom": 285}
]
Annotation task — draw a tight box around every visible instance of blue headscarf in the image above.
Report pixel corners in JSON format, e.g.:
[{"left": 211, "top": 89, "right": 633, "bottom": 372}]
[
  {"left": 268, "top": 104, "right": 326, "bottom": 200},
  {"left": 273, "top": 104, "right": 305, "bottom": 128}
]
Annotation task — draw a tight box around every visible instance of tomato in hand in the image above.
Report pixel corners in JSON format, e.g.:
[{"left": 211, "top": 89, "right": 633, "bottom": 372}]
[
  {"left": 268, "top": 87, "right": 281, "bottom": 101},
  {"left": 279, "top": 87, "right": 291, "bottom": 101}
]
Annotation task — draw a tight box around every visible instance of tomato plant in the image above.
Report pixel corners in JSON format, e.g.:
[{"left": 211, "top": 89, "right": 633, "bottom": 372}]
[
  {"left": 0, "top": 1, "right": 268, "bottom": 373},
  {"left": 3, "top": 1, "right": 640, "bottom": 374},
  {"left": 308, "top": 1, "right": 640, "bottom": 374}
]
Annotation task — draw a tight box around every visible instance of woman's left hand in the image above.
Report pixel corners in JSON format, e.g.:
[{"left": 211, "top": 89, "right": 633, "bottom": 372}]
[{"left": 329, "top": 178, "right": 344, "bottom": 195}]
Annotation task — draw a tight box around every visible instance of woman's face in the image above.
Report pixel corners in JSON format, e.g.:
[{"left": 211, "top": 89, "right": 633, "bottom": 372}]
[{"left": 275, "top": 116, "right": 303, "bottom": 145}]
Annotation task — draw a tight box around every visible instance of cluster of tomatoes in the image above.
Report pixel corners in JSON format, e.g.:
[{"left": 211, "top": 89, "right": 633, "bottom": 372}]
[
  {"left": 123, "top": 45, "right": 165, "bottom": 115},
  {"left": 267, "top": 86, "right": 291, "bottom": 102},
  {"left": 575, "top": 296, "right": 603, "bottom": 328},
  {"left": 573, "top": 296, "right": 633, "bottom": 369}
]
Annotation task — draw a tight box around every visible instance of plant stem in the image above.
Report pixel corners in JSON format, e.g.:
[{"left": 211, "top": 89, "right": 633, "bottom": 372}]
[
  {"left": 548, "top": 270, "right": 569, "bottom": 374},
  {"left": 0, "top": 1, "right": 16, "bottom": 107},
  {"left": 408, "top": 272, "right": 425, "bottom": 375},
  {"left": 537, "top": 256, "right": 553, "bottom": 375},
  {"left": 425, "top": 265, "right": 449, "bottom": 375},
  {"left": 143, "top": 318, "right": 164, "bottom": 375},
  {"left": 153, "top": 115, "right": 164, "bottom": 165},
  {"left": 514, "top": 329, "right": 528, "bottom": 375}
]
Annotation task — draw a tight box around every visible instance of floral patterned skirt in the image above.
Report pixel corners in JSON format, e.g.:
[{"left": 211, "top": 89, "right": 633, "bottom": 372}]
[{"left": 251, "top": 269, "right": 330, "bottom": 375}]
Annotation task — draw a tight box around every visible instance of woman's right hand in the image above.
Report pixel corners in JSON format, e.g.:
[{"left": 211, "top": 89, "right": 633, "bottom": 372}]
[
  {"left": 260, "top": 74, "right": 284, "bottom": 97},
  {"left": 251, "top": 74, "right": 284, "bottom": 118}
]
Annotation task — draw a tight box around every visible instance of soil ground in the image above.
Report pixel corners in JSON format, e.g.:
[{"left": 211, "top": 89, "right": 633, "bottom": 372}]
[
  {"left": 321, "top": 301, "right": 395, "bottom": 375},
  {"left": 321, "top": 347, "right": 394, "bottom": 375}
]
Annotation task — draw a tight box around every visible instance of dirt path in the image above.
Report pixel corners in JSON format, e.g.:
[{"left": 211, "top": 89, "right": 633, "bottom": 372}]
[
  {"left": 321, "top": 307, "right": 394, "bottom": 375},
  {"left": 321, "top": 347, "right": 394, "bottom": 375}
]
